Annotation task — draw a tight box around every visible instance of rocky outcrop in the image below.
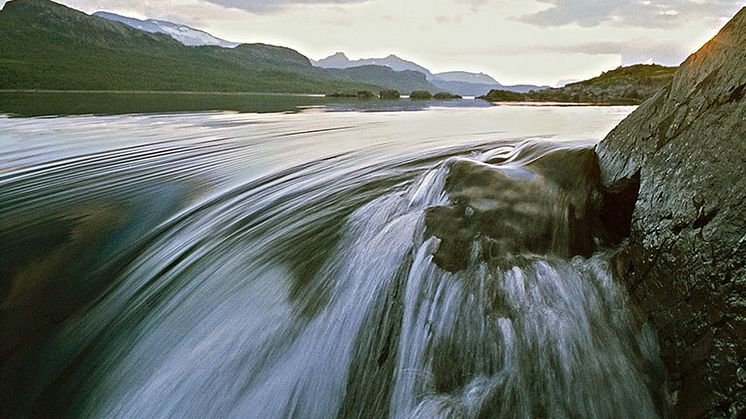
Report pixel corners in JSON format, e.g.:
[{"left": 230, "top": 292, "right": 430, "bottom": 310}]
[{"left": 596, "top": 8, "right": 746, "bottom": 418}]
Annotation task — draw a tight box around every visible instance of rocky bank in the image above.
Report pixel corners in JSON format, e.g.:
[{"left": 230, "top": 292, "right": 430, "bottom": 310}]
[{"left": 596, "top": 7, "right": 746, "bottom": 418}]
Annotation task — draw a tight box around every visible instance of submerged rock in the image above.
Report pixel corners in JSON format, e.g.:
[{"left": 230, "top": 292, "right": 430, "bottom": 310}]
[{"left": 596, "top": 7, "right": 746, "bottom": 418}]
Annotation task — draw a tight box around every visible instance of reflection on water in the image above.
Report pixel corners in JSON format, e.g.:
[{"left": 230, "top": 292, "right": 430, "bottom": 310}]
[
  {"left": 0, "top": 91, "right": 491, "bottom": 117},
  {"left": 0, "top": 105, "right": 667, "bottom": 418}
]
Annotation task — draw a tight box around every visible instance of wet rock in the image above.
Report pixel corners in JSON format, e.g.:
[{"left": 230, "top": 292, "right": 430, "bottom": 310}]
[
  {"left": 596, "top": 7, "right": 746, "bottom": 418},
  {"left": 424, "top": 147, "right": 622, "bottom": 272}
]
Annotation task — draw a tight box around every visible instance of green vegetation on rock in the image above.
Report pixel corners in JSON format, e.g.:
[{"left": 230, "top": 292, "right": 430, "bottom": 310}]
[
  {"left": 433, "top": 92, "right": 462, "bottom": 100},
  {"left": 355, "top": 90, "right": 375, "bottom": 100},
  {"left": 479, "top": 64, "right": 677, "bottom": 105},
  {"left": 478, "top": 90, "right": 525, "bottom": 102},
  {"left": 379, "top": 89, "right": 400, "bottom": 99},
  {"left": 409, "top": 90, "right": 433, "bottom": 100},
  {"left": 0, "top": 0, "right": 436, "bottom": 95}
]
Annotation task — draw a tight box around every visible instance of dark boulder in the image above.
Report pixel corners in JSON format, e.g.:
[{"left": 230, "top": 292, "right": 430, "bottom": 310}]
[
  {"left": 596, "top": 7, "right": 746, "bottom": 418},
  {"left": 424, "top": 146, "right": 624, "bottom": 272}
]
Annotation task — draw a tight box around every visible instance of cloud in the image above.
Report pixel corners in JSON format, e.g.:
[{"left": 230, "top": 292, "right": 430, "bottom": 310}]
[
  {"left": 547, "top": 40, "right": 692, "bottom": 65},
  {"left": 518, "top": 0, "right": 744, "bottom": 27},
  {"left": 435, "top": 15, "right": 462, "bottom": 24},
  {"left": 436, "top": 37, "right": 692, "bottom": 68},
  {"left": 455, "top": 0, "right": 489, "bottom": 13},
  {"left": 203, "top": 0, "right": 371, "bottom": 13}
]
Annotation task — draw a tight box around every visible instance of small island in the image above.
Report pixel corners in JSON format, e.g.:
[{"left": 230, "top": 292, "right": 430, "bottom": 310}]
[
  {"left": 379, "top": 89, "right": 400, "bottom": 99},
  {"left": 433, "top": 92, "right": 462, "bottom": 100},
  {"left": 325, "top": 91, "right": 376, "bottom": 100},
  {"left": 409, "top": 91, "right": 433, "bottom": 100}
]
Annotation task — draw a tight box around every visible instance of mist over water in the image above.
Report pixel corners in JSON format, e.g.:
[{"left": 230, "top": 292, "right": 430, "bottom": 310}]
[{"left": 0, "top": 106, "right": 665, "bottom": 418}]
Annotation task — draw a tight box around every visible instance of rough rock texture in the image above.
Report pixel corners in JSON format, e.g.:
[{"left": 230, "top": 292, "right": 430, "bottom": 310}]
[
  {"left": 596, "top": 8, "right": 746, "bottom": 418},
  {"left": 424, "top": 147, "right": 631, "bottom": 273}
]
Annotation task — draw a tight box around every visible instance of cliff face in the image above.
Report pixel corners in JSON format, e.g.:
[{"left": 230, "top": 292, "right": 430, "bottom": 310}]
[{"left": 596, "top": 8, "right": 746, "bottom": 418}]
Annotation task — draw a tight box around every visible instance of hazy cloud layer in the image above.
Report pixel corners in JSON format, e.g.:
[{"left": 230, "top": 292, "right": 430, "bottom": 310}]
[
  {"left": 204, "top": 0, "right": 370, "bottom": 13},
  {"left": 457, "top": 0, "right": 489, "bottom": 12},
  {"left": 538, "top": 41, "right": 692, "bottom": 66},
  {"left": 519, "top": 0, "right": 744, "bottom": 27}
]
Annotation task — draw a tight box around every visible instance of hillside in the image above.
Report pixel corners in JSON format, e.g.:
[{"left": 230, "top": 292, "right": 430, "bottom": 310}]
[
  {"left": 314, "top": 51, "right": 547, "bottom": 95},
  {"left": 480, "top": 64, "right": 677, "bottom": 105},
  {"left": 323, "top": 65, "right": 438, "bottom": 93},
  {"left": 0, "top": 0, "right": 434, "bottom": 94}
]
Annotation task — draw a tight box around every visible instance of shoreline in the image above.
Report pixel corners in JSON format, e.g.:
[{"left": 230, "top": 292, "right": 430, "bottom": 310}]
[
  {"left": 0, "top": 90, "right": 328, "bottom": 97},
  {"left": 1, "top": 91, "right": 637, "bottom": 107}
]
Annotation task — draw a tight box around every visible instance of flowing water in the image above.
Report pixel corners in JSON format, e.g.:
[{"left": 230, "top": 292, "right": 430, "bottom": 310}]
[{"left": 0, "top": 105, "right": 666, "bottom": 418}]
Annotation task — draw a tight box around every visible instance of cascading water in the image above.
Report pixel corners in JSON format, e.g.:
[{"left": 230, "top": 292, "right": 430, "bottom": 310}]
[{"left": 0, "top": 108, "right": 664, "bottom": 418}]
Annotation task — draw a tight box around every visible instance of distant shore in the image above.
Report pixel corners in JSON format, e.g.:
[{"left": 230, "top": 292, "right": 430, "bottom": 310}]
[
  {"left": 487, "top": 101, "right": 638, "bottom": 107},
  {"left": 0, "top": 89, "right": 328, "bottom": 97}
]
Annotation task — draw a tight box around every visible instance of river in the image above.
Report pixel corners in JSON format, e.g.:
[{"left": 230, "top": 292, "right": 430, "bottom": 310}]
[{"left": 0, "top": 103, "right": 667, "bottom": 418}]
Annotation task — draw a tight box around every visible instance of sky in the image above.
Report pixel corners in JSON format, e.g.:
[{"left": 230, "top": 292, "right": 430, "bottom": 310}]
[{"left": 2, "top": 0, "right": 744, "bottom": 85}]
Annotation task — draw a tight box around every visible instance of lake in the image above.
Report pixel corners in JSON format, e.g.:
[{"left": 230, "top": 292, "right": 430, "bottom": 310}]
[{"left": 0, "top": 100, "right": 667, "bottom": 418}]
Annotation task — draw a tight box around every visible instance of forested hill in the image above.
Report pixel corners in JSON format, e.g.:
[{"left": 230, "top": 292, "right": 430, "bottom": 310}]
[
  {"left": 0, "top": 0, "right": 439, "bottom": 94},
  {"left": 480, "top": 64, "right": 677, "bottom": 105}
]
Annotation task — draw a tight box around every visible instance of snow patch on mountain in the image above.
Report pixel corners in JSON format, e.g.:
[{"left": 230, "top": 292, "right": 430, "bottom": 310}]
[{"left": 94, "top": 12, "right": 239, "bottom": 48}]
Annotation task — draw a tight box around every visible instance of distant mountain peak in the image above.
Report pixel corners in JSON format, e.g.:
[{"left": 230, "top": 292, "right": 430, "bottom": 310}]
[
  {"left": 93, "top": 11, "right": 239, "bottom": 48},
  {"left": 434, "top": 71, "right": 501, "bottom": 85},
  {"left": 311, "top": 50, "right": 547, "bottom": 96},
  {"left": 314, "top": 52, "right": 433, "bottom": 78}
]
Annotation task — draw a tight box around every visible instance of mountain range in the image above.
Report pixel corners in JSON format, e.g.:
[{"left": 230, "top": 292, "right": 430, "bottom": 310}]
[
  {"left": 0, "top": 0, "right": 442, "bottom": 94},
  {"left": 313, "top": 52, "right": 547, "bottom": 95},
  {"left": 90, "top": 11, "right": 546, "bottom": 96}
]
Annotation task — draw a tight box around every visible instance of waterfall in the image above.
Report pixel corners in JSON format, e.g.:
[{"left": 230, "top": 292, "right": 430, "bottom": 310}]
[
  {"left": 0, "top": 109, "right": 663, "bottom": 418},
  {"left": 62, "top": 148, "right": 664, "bottom": 419}
]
